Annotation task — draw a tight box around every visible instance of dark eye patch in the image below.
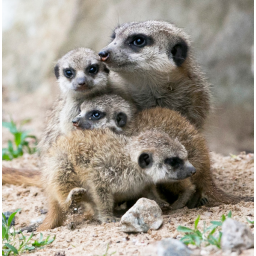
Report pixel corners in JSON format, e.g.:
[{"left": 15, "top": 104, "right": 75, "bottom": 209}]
[
  {"left": 125, "top": 34, "right": 154, "bottom": 52},
  {"left": 86, "top": 64, "right": 99, "bottom": 75},
  {"left": 164, "top": 157, "right": 184, "bottom": 168},
  {"left": 86, "top": 110, "right": 106, "bottom": 121},
  {"left": 63, "top": 68, "right": 75, "bottom": 79}
]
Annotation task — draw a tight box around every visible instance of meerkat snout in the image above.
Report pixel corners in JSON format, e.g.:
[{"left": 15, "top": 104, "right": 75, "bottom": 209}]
[{"left": 99, "top": 50, "right": 110, "bottom": 61}]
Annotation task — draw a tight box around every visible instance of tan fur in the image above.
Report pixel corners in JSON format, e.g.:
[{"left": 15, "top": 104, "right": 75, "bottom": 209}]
[
  {"left": 38, "top": 48, "right": 110, "bottom": 155},
  {"left": 123, "top": 107, "right": 253, "bottom": 207},
  {"left": 2, "top": 166, "right": 41, "bottom": 187},
  {"left": 99, "top": 20, "right": 211, "bottom": 130},
  {"left": 38, "top": 129, "right": 195, "bottom": 231},
  {"left": 2, "top": 48, "right": 111, "bottom": 187}
]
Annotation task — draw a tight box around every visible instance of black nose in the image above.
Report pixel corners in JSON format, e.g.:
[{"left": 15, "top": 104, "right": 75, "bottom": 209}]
[{"left": 98, "top": 51, "right": 109, "bottom": 61}]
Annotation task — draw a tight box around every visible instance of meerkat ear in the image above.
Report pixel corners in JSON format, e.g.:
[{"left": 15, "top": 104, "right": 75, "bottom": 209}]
[
  {"left": 169, "top": 38, "right": 188, "bottom": 67},
  {"left": 115, "top": 112, "right": 127, "bottom": 127},
  {"left": 54, "top": 64, "right": 60, "bottom": 79},
  {"left": 138, "top": 153, "right": 153, "bottom": 169}
]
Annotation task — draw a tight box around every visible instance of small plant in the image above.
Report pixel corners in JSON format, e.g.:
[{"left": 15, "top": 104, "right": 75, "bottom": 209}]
[
  {"left": 2, "top": 119, "right": 38, "bottom": 161},
  {"left": 177, "top": 211, "right": 232, "bottom": 248},
  {"left": 246, "top": 218, "right": 254, "bottom": 225},
  {"left": 2, "top": 209, "right": 55, "bottom": 255}
]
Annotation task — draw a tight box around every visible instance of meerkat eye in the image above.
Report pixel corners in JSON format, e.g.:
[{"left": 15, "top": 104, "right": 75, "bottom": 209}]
[
  {"left": 87, "top": 65, "right": 99, "bottom": 75},
  {"left": 63, "top": 68, "right": 75, "bottom": 78},
  {"left": 164, "top": 157, "right": 183, "bottom": 168},
  {"left": 87, "top": 110, "right": 106, "bottom": 121},
  {"left": 132, "top": 36, "right": 146, "bottom": 47}
]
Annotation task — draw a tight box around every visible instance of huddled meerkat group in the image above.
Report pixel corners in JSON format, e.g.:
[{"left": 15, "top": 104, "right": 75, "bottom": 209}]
[{"left": 3, "top": 20, "right": 253, "bottom": 231}]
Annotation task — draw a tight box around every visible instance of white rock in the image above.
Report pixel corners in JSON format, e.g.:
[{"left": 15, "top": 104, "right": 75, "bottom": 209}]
[
  {"left": 120, "top": 198, "right": 163, "bottom": 233},
  {"left": 157, "top": 238, "right": 192, "bottom": 256},
  {"left": 221, "top": 218, "right": 254, "bottom": 252}
]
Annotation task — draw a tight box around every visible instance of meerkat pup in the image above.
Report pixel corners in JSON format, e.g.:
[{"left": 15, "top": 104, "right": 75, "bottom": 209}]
[
  {"left": 71, "top": 95, "right": 252, "bottom": 209},
  {"left": 99, "top": 20, "right": 211, "bottom": 130},
  {"left": 122, "top": 107, "right": 253, "bottom": 208},
  {"left": 38, "top": 47, "right": 110, "bottom": 155},
  {"left": 37, "top": 129, "right": 196, "bottom": 231},
  {"left": 72, "top": 93, "right": 136, "bottom": 133}
]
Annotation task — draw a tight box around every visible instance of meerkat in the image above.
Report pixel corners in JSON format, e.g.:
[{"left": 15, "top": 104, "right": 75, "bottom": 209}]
[
  {"left": 72, "top": 93, "right": 136, "bottom": 133},
  {"left": 2, "top": 48, "right": 112, "bottom": 187},
  {"left": 98, "top": 20, "right": 211, "bottom": 130},
  {"left": 2, "top": 92, "right": 136, "bottom": 187},
  {"left": 37, "top": 47, "right": 111, "bottom": 155},
  {"left": 70, "top": 95, "right": 253, "bottom": 209},
  {"left": 37, "top": 129, "right": 196, "bottom": 231},
  {"left": 121, "top": 107, "right": 253, "bottom": 208}
]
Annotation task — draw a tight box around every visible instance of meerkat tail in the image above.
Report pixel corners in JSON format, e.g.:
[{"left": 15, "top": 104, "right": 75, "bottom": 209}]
[
  {"left": 2, "top": 166, "right": 41, "bottom": 187},
  {"left": 203, "top": 179, "right": 254, "bottom": 204}
]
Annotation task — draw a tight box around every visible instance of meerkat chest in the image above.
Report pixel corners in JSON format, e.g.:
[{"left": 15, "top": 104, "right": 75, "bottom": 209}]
[{"left": 59, "top": 98, "right": 81, "bottom": 134}]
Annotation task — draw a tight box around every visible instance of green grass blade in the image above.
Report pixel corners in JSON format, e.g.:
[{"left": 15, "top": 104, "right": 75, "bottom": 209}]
[
  {"left": 2, "top": 225, "right": 7, "bottom": 240},
  {"left": 7, "top": 209, "right": 21, "bottom": 227},
  {"left": 246, "top": 218, "right": 254, "bottom": 225},
  {"left": 194, "top": 215, "right": 200, "bottom": 229},
  {"left": 177, "top": 226, "right": 194, "bottom": 233},
  {"left": 227, "top": 211, "right": 232, "bottom": 218},
  {"left": 210, "top": 221, "right": 222, "bottom": 227},
  {"left": 4, "top": 244, "right": 18, "bottom": 255}
]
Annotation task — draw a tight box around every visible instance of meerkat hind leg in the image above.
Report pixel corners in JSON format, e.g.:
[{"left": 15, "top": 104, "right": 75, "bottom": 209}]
[{"left": 37, "top": 198, "right": 65, "bottom": 231}]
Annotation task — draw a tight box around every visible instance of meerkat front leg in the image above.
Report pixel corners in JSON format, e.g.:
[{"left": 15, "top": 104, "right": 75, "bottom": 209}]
[
  {"left": 170, "top": 183, "right": 196, "bottom": 210},
  {"left": 143, "top": 185, "right": 170, "bottom": 209},
  {"left": 65, "top": 187, "right": 89, "bottom": 211}
]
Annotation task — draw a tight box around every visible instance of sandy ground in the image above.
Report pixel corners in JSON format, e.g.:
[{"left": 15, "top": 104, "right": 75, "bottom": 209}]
[{"left": 2, "top": 152, "right": 254, "bottom": 256}]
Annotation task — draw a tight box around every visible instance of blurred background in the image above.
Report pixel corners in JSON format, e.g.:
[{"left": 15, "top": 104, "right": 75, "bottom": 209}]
[{"left": 2, "top": 0, "right": 254, "bottom": 155}]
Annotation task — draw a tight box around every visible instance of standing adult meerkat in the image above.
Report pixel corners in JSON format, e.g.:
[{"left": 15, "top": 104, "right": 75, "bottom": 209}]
[
  {"left": 38, "top": 47, "right": 111, "bottom": 155},
  {"left": 122, "top": 107, "right": 253, "bottom": 207},
  {"left": 38, "top": 129, "right": 196, "bottom": 231},
  {"left": 99, "top": 20, "right": 211, "bottom": 130}
]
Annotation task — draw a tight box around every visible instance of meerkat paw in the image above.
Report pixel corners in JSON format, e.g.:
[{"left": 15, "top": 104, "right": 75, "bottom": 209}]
[
  {"left": 157, "top": 200, "right": 171, "bottom": 210},
  {"left": 66, "top": 187, "right": 88, "bottom": 207},
  {"left": 99, "top": 216, "right": 119, "bottom": 223}
]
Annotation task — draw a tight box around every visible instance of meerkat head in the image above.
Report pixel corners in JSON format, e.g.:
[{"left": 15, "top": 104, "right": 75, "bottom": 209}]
[
  {"left": 54, "top": 48, "right": 109, "bottom": 94},
  {"left": 128, "top": 130, "right": 196, "bottom": 183},
  {"left": 99, "top": 21, "right": 190, "bottom": 74},
  {"left": 72, "top": 94, "right": 136, "bottom": 133}
]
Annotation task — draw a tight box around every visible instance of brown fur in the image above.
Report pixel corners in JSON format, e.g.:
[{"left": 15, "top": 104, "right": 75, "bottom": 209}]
[
  {"left": 123, "top": 107, "right": 253, "bottom": 207},
  {"left": 2, "top": 166, "right": 41, "bottom": 187},
  {"left": 99, "top": 20, "right": 211, "bottom": 130},
  {"left": 38, "top": 129, "right": 196, "bottom": 231}
]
